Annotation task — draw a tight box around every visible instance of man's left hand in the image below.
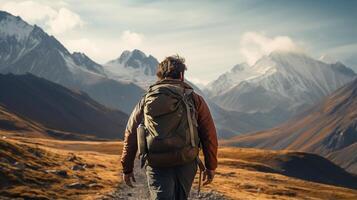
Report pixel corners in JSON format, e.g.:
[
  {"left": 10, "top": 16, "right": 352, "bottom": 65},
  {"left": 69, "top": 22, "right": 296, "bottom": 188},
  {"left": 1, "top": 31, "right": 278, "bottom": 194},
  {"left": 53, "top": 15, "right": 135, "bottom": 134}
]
[
  {"left": 202, "top": 169, "right": 215, "bottom": 186},
  {"left": 123, "top": 172, "right": 136, "bottom": 188}
]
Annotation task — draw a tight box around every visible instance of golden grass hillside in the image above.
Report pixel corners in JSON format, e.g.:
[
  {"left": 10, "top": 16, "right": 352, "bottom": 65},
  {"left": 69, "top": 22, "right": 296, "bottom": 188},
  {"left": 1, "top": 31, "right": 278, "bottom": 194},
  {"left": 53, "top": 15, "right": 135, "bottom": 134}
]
[
  {"left": 0, "top": 136, "right": 122, "bottom": 200},
  {"left": 197, "top": 147, "right": 357, "bottom": 200},
  {"left": 1, "top": 133, "right": 357, "bottom": 200}
]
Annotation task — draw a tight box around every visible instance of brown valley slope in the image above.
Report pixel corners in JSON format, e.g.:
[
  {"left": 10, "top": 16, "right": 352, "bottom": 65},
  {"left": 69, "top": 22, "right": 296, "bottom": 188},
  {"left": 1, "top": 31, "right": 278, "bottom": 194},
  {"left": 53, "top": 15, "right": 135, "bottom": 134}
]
[
  {"left": 206, "top": 147, "right": 357, "bottom": 200},
  {"left": 1, "top": 135, "right": 357, "bottom": 200},
  {"left": 0, "top": 74, "right": 128, "bottom": 139},
  {"left": 223, "top": 78, "right": 357, "bottom": 173},
  {"left": 0, "top": 104, "right": 47, "bottom": 137},
  {"left": 0, "top": 136, "right": 122, "bottom": 200}
]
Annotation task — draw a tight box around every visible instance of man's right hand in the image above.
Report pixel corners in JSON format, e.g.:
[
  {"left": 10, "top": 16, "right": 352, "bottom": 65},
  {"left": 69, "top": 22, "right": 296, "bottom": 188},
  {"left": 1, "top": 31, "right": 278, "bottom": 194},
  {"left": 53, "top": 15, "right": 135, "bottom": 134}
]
[
  {"left": 202, "top": 169, "right": 215, "bottom": 186},
  {"left": 123, "top": 172, "right": 136, "bottom": 187}
]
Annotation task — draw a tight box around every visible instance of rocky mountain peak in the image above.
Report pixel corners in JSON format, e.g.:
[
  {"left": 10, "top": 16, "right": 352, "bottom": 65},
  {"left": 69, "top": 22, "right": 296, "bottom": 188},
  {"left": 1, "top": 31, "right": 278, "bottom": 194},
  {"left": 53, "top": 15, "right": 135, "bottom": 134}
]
[
  {"left": 72, "top": 52, "right": 105, "bottom": 75},
  {"left": 131, "top": 49, "right": 146, "bottom": 59},
  {"left": 232, "top": 63, "right": 249, "bottom": 72},
  {"left": 0, "top": 10, "right": 33, "bottom": 41},
  {"left": 106, "top": 49, "right": 159, "bottom": 77}
]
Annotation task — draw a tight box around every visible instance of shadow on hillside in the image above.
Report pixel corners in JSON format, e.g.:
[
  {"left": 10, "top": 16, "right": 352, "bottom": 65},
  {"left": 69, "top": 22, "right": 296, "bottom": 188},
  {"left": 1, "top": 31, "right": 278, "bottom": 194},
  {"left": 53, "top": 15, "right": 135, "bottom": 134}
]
[{"left": 220, "top": 150, "right": 357, "bottom": 190}]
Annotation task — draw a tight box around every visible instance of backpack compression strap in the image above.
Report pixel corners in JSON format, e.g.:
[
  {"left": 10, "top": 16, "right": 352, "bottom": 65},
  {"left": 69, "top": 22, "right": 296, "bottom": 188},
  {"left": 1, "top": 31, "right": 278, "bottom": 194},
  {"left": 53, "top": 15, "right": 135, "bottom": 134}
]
[{"left": 184, "top": 89, "right": 196, "bottom": 147}]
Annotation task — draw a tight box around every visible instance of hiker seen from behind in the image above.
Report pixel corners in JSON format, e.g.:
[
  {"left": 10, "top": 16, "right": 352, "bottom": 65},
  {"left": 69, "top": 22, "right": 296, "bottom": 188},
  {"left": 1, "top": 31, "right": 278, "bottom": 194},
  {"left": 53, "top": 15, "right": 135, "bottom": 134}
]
[{"left": 121, "top": 55, "right": 218, "bottom": 200}]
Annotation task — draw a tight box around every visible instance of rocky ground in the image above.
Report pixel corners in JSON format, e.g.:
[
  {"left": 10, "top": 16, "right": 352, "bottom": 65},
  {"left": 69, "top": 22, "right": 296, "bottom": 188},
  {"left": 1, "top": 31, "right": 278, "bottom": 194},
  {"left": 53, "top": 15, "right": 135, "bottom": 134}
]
[{"left": 99, "top": 161, "right": 229, "bottom": 200}]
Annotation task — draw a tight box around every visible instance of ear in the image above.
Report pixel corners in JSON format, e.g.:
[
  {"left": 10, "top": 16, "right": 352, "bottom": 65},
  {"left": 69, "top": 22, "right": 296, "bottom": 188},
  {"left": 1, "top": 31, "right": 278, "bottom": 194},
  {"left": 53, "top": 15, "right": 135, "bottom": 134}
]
[{"left": 180, "top": 72, "right": 184, "bottom": 81}]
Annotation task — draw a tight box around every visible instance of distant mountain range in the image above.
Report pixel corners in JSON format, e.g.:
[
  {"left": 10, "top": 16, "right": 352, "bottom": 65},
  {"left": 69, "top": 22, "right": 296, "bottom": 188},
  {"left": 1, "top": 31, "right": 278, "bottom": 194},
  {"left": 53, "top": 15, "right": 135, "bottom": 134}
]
[
  {"left": 0, "top": 73, "right": 128, "bottom": 139},
  {"left": 0, "top": 11, "right": 143, "bottom": 113},
  {"left": 103, "top": 48, "right": 295, "bottom": 137},
  {"left": 2, "top": 11, "right": 247, "bottom": 138},
  {"left": 1, "top": 10, "right": 356, "bottom": 140},
  {"left": 206, "top": 51, "right": 356, "bottom": 128},
  {"left": 223, "top": 78, "right": 357, "bottom": 173}
]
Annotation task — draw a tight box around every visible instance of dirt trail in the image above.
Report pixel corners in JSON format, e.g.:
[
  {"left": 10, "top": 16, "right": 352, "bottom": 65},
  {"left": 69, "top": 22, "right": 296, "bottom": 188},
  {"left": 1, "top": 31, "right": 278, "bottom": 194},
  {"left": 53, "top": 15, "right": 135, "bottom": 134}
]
[{"left": 99, "top": 160, "right": 229, "bottom": 200}]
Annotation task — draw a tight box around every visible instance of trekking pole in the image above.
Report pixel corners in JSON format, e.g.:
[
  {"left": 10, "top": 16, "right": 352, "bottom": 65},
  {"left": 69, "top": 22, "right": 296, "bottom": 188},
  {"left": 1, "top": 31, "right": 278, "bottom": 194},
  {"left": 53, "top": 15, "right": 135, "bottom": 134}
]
[
  {"left": 196, "top": 157, "right": 205, "bottom": 198},
  {"left": 198, "top": 168, "right": 202, "bottom": 197}
]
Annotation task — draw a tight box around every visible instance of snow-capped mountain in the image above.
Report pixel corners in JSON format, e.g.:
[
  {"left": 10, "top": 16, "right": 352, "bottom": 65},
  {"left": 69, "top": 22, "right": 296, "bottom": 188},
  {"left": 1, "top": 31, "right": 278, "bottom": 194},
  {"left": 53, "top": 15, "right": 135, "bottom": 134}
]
[
  {"left": 0, "top": 11, "right": 104, "bottom": 86},
  {"left": 0, "top": 11, "right": 32, "bottom": 41},
  {"left": 205, "top": 62, "right": 253, "bottom": 97},
  {"left": 72, "top": 52, "right": 105, "bottom": 75},
  {"left": 105, "top": 49, "right": 159, "bottom": 88},
  {"left": 207, "top": 51, "right": 356, "bottom": 120},
  {"left": 224, "top": 78, "right": 357, "bottom": 173},
  {"left": 0, "top": 11, "right": 143, "bottom": 113},
  {"left": 105, "top": 49, "right": 286, "bottom": 136},
  {"left": 319, "top": 54, "right": 338, "bottom": 64}
]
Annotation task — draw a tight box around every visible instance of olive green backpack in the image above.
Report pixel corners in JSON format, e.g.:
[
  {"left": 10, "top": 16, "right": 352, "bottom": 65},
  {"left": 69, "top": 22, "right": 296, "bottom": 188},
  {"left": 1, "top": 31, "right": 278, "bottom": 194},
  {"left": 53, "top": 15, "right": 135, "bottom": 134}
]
[{"left": 138, "top": 82, "right": 200, "bottom": 167}]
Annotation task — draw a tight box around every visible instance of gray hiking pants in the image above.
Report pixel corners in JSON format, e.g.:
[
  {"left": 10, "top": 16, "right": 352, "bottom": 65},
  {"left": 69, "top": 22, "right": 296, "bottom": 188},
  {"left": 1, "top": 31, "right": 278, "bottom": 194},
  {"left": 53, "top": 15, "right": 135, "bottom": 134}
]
[{"left": 146, "top": 160, "right": 197, "bottom": 200}]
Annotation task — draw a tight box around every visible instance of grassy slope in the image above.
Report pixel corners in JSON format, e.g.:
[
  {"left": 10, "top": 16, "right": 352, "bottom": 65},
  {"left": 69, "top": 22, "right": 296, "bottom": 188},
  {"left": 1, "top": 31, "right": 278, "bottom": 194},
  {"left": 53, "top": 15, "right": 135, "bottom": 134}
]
[
  {"left": 0, "top": 136, "right": 122, "bottom": 200},
  {"left": 196, "top": 147, "right": 357, "bottom": 200},
  {"left": 1, "top": 134, "right": 357, "bottom": 200}
]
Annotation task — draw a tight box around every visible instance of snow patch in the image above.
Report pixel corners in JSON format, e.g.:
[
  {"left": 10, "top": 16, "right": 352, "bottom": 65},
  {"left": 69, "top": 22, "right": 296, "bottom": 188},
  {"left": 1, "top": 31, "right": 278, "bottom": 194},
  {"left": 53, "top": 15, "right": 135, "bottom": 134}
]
[
  {"left": 0, "top": 15, "right": 33, "bottom": 40},
  {"left": 207, "top": 51, "right": 356, "bottom": 114},
  {"left": 60, "top": 52, "right": 105, "bottom": 84},
  {"left": 104, "top": 62, "right": 156, "bottom": 89}
]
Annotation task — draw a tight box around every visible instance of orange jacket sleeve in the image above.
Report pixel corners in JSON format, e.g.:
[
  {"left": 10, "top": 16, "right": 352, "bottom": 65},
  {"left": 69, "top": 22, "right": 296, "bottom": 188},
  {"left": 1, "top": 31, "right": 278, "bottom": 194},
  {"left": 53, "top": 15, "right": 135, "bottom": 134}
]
[
  {"left": 193, "top": 93, "right": 218, "bottom": 170},
  {"left": 121, "top": 98, "right": 144, "bottom": 174}
]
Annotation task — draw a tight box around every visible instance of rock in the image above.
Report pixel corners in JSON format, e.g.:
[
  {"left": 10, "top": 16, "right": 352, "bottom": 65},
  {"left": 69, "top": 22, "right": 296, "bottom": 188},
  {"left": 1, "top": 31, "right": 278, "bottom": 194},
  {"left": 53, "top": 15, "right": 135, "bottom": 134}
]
[
  {"left": 83, "top": 164, "right": 95, "bottom": 169},
  {"left": 67, "top": 153, "right": 78, "bottom": 162},
  {"left": 189, "top": 189, "right": 228, "bottom": 200},
  {"left": 74, "top": 174, "right": 84, "bottom": 179},
  {"left": 0, "top": 157, "right": 10, "bottom": 164},
  {"left": 45, "top": 169, "right": 68, "bottom": 177},
  {"left": 13, "top": 162, "right": 25, "bottom": 170},
  {"left": 71, "top": 164, "right": 85, "bottom": 171},
  {"left": 66, "top": 182, "right": 88, "bottom": 189},
  {"left": 97, "top": 164, "right": 106, "bottom": 168},
  {"left": 28, "top": 148, "right": 42, "bottom": 158},
  {"left": 57, "top": 170, "right": 67, "bottom": 177},
  {"left": 25, "top": 163, "right": 40, "bottom": 170},
  {"left": 89, "top": 183, "right": 104, "bottom": 189}
]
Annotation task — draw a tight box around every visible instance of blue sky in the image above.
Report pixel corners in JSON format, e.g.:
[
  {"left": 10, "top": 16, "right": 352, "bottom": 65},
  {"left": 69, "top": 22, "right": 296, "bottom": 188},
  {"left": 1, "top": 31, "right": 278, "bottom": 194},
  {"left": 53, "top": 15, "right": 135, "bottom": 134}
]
[{"left": 1, "top": 0, "right": 356, "bottom": 84}]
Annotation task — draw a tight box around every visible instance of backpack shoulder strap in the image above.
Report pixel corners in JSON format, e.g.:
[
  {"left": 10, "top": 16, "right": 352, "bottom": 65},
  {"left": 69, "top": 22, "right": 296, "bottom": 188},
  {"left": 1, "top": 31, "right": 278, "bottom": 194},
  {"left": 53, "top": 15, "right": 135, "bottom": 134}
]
[{"left": 183, "top": 88, "right": 196, "bottom": 147}]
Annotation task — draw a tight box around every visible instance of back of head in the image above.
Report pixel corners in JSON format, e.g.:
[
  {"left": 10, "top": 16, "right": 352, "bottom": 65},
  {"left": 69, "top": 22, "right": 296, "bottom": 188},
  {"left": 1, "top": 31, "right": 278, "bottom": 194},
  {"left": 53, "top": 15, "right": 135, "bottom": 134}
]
[{"left": 156, "top": 55, "right": 186, "bottom": 80}]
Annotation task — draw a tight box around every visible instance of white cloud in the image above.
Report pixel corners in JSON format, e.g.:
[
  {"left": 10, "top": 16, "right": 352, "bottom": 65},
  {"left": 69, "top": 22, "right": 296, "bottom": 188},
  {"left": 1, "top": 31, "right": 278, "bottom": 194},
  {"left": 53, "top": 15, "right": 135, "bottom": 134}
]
[
  {"left": 239, "top": 32, "right": 303, "bottom": 65},
  {"left": 63, "top": 38, "right": 99, "bottom": 56},
  {"left": 47, "top": 8, "right": 84, "bottom": 34},
  {"left": 323, "top": 43, "right": 357, "bottom": 70},
  {"left": 1, "top": 1, "right": 56, "bottom": 22},
  {"left": 120, "top": 30, "right": 144, "bottom": 47},
  {"left": 63, "top": 36, "right": 144, "bottom": 64},
  {"left": 1, "top": 1, "right": 84, "bottom": 34}
]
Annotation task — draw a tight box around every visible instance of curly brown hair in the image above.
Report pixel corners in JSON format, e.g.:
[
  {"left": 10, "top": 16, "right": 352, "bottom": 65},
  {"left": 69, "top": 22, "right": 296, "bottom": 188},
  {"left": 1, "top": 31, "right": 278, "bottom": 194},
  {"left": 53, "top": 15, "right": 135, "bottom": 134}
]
[{"left": 156, "top": 55, "right": 187, "bottom": 80}]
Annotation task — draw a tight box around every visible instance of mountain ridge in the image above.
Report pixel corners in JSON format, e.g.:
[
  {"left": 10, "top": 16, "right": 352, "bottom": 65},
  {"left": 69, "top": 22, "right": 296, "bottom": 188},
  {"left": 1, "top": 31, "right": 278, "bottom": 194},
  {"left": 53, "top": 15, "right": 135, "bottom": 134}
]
[
  {"left": 104, "top": 49, "right": 159, "bottom": 89},
  {"left": 0, "top": 73, "right": 128, "bottom": 139},
  {"left": 222, "top": 78, "right": 357, "bottom": 173},
  {"left": 207, "top": 51, "right": 356, "bottom": 130},
  {"left": 0, "top": 10, "right": 144, "bottom": 113}
]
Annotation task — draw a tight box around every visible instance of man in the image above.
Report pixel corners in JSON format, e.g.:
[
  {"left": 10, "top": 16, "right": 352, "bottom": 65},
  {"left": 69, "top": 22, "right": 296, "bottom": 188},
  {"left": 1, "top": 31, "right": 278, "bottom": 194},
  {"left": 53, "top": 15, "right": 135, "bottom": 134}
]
[{"left": 121, "top": 55, "right": 218, "bottom": 200}]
